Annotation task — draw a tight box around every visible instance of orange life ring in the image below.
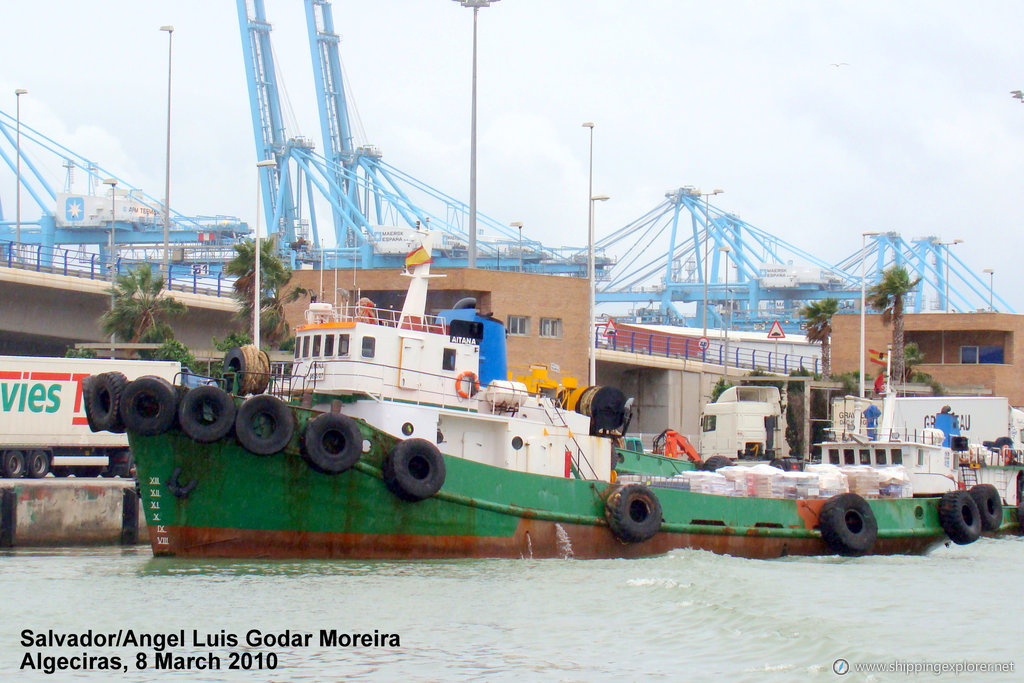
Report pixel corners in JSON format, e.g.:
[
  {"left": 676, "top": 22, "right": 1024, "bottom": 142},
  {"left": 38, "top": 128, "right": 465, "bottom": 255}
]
[{"left": 455, "top": 371, "right": 480, "bottom": 398}]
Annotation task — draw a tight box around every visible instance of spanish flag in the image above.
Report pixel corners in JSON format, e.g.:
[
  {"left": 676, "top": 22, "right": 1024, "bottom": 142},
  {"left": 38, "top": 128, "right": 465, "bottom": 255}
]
[
  {"left": 869, "top": 348, "right": 888, "bottom": 366},
  {"left": 405, "top": 245, "right": 433, "bottom": 268}
]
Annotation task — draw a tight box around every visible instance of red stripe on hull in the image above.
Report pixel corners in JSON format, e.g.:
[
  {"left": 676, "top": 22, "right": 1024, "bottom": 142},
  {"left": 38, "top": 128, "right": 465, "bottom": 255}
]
[{"left": 148, "top": 520, "right": 946, "bottom": 561}]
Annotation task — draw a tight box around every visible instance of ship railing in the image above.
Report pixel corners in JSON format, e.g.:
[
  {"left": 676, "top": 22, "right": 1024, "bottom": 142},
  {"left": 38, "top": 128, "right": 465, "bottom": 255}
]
[{"left": 305, "top": 302, "right": 447, "bottom": 333}]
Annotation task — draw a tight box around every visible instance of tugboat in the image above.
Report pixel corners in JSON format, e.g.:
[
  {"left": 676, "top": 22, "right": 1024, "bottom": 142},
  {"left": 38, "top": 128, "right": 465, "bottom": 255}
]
[{"left": 83, "top": 230, "right": 982, "bottom": 559}]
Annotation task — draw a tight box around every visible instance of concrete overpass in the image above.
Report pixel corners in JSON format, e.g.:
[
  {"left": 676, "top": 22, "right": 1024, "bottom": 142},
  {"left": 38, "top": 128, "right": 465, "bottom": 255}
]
[{"left": 0, "top": 266, "right": 241, "bottom": 357}]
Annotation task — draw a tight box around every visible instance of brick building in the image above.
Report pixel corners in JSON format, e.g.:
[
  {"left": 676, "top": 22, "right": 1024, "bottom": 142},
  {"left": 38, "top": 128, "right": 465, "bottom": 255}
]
[
  {"left": 830, "top": 311, "right": 1024, "bottom": 406},
  {"left": 283, "top": 268, "right": 591, "bottom": 382}
]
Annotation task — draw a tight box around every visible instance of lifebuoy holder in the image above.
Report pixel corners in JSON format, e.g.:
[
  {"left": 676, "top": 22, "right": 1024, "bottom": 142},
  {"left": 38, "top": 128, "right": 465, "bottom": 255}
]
[{"left": 455, "top": 371, "right": 480, "bottom": 398}]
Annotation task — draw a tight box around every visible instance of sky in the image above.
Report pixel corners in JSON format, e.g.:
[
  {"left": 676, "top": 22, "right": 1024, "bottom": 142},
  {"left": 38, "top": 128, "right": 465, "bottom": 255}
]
[{"left": 2, "top": 1, "right": 1023, "bottom": 311}]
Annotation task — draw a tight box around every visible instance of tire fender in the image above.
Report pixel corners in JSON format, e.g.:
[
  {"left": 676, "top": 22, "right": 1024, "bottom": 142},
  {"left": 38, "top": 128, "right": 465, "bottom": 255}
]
[
  {"left": 86, "top": 372, "right": 128, "bottom": 433},
  {"left": 817, "top": 492, "right": 878, "bottom": 556},
  {"left": 178, "top": 385, "right": 237, "bottom": 443},
  {"left": 235, "top": 395, "right": 294, "bottom": 456},
  {"left": 969, "top": 484, "right": 1003, "bottom": 532},
  {"left": 938, "top": 490, "right": 982, "bottom": 545},
  {"left": 121, "top": 376, "right": 178, "bottom": 436},
  {"left": 382, "top": 438, "right": 446, "bottom": 502},
  {"left": 301, "top": 413, "right": 363, "bottom": 475},
  {"left": 605, "top": 484, "right": 663, "bottom": 544}
]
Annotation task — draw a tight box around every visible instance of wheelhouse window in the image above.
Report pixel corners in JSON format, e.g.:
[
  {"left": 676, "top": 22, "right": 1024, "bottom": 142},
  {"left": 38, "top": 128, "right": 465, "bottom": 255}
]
[
  {"left": 891, "top": 448, "right": 903, "bottom": 465},
  {"left": 843, "top": 448, "right": 855, "bottom": 465},
  {"left": 338, "top": 334, "right": 350, "bottom": 357},
  {"left": 875, "top": 449, "right": 888, "bottom": 465},
  {"left": 859, "top": 449, "right": 871, "bottom": 465},
  {"left": 539, "top": 317, "right": 562, "bottom": 338},
  {"left": 324, "top": 334, "right": 334, "bottom": 357},
  {"left": 302, "top": 335, "right": 311, "bottom": 359},
  {"left": 442, "top": 348, "right": 457, "bottom": 372},
  {"left": 361, "top": 336, "right": 375, "bottom": 359},
  {"left": 507, "top": 315, "right": 529, "bottom": 336},
  {"left": 827, "top": 448, "right": 840, "bottom": 465},
  {"left": 312, "top": 335, "right": 322, "bottom": 358}
]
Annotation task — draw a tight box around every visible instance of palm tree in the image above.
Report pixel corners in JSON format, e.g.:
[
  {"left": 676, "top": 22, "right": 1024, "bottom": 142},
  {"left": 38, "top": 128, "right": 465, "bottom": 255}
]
[
  {"left": 225, "top": 239, "right": 310, "bottom": 349},
  {"left": 100, "top": 263, "right": 187, "bottom": 345},
  {"left": 800, "top": 297, "right": 839, "bottom": 378},
  {"left": 867, "top": 265, "right": 921, "bottom": 388}
]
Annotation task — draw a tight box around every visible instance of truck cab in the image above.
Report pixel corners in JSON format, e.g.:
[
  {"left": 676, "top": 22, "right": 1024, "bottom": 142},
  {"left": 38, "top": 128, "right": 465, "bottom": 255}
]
[{"left": 699, "top": 385, "right": 786, "bottom": 461}]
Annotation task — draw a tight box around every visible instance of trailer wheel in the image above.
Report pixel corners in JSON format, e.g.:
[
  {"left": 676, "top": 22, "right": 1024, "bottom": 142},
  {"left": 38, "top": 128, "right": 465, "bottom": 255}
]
[
  {"left": 702, "top": 455, "right": 732, "bottom": 471},
  {"left": 121, "top": 376, "right": 178, "bottom": 436},
  {"left": 1, "top": 450, "right": 26, "bottom": 478},
  {"left": 235, "top": 395, "right": 294, "bottom": 456},
  {"left": 179, "top": 386, "right": 237, "bottom": 443},
  {"left": 969, "top": 484, "right": 1003, "bottom": 532},
  {"left": 87, "top": 372, "right": 128, "bottom": 433},
  {"left": 25, "top": 450, "right": 50, "bottom": 478},
  {"left": 938, "top": 490, "right": 981, "bottom": 545}
]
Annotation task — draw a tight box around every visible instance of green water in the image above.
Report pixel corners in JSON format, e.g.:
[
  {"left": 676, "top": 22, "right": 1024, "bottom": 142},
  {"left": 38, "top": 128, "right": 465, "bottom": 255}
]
[{"left": 1, "top": 538, "right": 1022, "bottom": 681}]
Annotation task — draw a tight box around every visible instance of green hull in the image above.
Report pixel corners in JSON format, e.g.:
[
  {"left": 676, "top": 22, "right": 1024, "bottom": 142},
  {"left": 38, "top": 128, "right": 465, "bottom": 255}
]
[{"left": 129, "top": 402, "right": 960, "bottom": 560}]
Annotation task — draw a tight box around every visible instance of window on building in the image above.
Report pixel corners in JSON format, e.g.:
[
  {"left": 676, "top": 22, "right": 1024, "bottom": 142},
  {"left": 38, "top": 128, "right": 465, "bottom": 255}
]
[
  {"left": 442, "top": 348, "right": 456, "bottom": 372},
  {"left": 539, "top": 317, "right": 562, "bottom": 338},
  {"left": 361, "top": 336, "right": 375, "bottom": 359},
  {"left": 960, "top": 345, "right": 1003, "bottom": 364},
  {"left": 507, "top": 315, "right": 529, "bottom": 336}
]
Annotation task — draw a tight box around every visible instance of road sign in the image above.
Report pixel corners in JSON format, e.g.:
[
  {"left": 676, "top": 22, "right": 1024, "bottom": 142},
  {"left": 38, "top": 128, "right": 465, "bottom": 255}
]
[
  {"left": 767, "top": 320, "right": 786, "bottom": 339},
  {"left": 697, "top": 336, "right": 709, "bottom": 350}
]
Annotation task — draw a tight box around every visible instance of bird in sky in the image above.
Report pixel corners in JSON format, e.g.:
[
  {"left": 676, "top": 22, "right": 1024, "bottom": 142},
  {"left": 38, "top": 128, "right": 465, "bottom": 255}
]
[{"left": 830, "top": 62, "right": 850, "bottom": 67}]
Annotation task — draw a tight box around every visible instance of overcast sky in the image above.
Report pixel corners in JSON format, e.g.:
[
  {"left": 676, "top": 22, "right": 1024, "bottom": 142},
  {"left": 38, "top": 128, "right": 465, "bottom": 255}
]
[{"left": 3, "top": 1, "right": 1023, "bottom": 311}]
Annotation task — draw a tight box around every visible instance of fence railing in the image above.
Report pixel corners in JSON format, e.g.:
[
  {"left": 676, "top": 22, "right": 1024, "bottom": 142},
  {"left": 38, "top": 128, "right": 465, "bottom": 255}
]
[
  {"left": 596, "top": 328, "right": 820, "bottom": 375},
  {"left": 1, "top": 241, "right": 234, "bottom": 298}
]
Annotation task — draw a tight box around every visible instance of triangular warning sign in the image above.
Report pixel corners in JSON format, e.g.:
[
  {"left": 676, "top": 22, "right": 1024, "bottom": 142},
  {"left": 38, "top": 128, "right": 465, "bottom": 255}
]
[
  {"left": 604, "top": 319, "right": 617, "bottom": 338},
  {"left": 767, "top": 320, "right": 786, "bottom": 339}
]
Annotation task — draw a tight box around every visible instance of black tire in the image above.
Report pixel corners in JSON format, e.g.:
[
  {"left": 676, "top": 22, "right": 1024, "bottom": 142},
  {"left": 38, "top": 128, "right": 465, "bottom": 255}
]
[
  {"left": 179, "top": 386, "right": 237, "bottom": 443},
  {"left": 818, "top": 493, "right": 878, "bottom": 556},
  {"left": 25, "top": 450, "right": 50, "bottom": 478},
  {"left": 87, "top": 372, "right": 128, "bottom": 433},
  {"left": 2, "top": 450, "right": 26, "bottom": 478},
  {"left": 605, "top": 484, "right": 662, "bottom": 544},
  {"left": 302, "top": 413, "right": 363, "bottom": 475},
  {"left": 224, "top": 345, "right": 270, "bottom": 395},
  {"left": 382, "top": 438, "right": 446, "bottom": 502},
  {"left": 769, "top": 458, "right": 787, "bottom": 471},
  {"left": 702, "top": 455, "right": 732, "bottom": 472},
  {"left": 120, "top": 376, "right": 178, "bottom": 436},
  {"left": 969, "top": 484, "right": 1003, "bottom": 532},
  {"left": 1018, "top": 499, "right": 1024, "bottom": 533},
  {"left": 938, "top": 490, "right": 982, "bottom": 545},
  {"left": 235, "top": 395, "right": 294, "bottom": 456},
  {"left": 1016, "top": 473, "right": 1023, "bottom": 508},
  {"left": 81, "top": 375, "right": 101, "bottom": 432}
]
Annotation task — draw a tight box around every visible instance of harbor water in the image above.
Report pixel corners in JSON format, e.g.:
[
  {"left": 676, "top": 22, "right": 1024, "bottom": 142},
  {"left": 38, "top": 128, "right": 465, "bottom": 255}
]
[{"left": 2, "top": 537, "right": 1022, "bottom": 681}]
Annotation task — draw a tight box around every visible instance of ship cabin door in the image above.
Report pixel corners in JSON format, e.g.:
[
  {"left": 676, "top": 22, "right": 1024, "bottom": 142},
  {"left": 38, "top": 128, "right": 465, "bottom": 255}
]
[{"left": 397, "top": 335, "right": 425, "bottom": 391}]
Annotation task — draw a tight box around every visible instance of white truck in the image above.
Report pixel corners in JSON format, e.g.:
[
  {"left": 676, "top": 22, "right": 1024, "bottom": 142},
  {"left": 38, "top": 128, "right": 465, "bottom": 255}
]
[
  {"left": 699, "top": 385, "right": 788, "bottom": 462},
  {"left": 0, "top": 356, "right": 183, "bottom": 478},
  {"left": 831, "top": 395, "right": 1024, "bottom": 450}
]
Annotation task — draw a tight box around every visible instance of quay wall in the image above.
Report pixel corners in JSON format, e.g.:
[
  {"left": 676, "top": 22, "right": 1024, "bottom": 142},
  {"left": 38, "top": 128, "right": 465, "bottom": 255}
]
[{"left": 0, "top": 479, "right": 144, "bottom": 547}]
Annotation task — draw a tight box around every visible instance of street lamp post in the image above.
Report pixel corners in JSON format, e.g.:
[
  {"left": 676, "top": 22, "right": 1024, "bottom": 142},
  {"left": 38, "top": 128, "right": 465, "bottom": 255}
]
[
  {"left": 160, "top": 25, "right": 174, "bottom": 277},
  {"left": 941, "top": 238, "right": 963, "bottom": 313},
  {"left": 982, "top": 268, "right": 994, "bottom": 311},
  {"left": 453, "top": 0, "right": 500, "bottom": 268},
  {"left": 253, "top": 160, "right": 278, "bottom": 351},
  {"left": 718, "top": 245, "right": 731, "bottom": 377},
  {"left": 15, "top": 88, "right": 27, "bottom": 258},
  {"left": 700, "top": 188, "right": 724, "bottom": 339},
  {"left": 103, "top": 178, "right": 118, "bottom": 358},
  {"left": 510, "top": 221, "right": 523, "bottom": 272},
  {"left": 589, "top": 195, "right": 610, "bottom": 386},
  {"left": 859, "top": 231, "right": 880, "bottom": 398}
]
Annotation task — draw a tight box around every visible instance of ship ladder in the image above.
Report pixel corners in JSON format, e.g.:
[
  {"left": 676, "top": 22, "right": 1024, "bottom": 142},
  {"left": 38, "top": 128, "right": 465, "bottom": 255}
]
[{"left": 960, "top": 464, "right": 979, "bottom": 488}]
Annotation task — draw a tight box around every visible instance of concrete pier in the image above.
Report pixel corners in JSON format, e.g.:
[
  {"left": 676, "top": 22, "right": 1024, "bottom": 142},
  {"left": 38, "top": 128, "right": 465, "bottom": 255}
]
[{"left": 0, "top": 479, "right": 145, "bottom": 547}]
